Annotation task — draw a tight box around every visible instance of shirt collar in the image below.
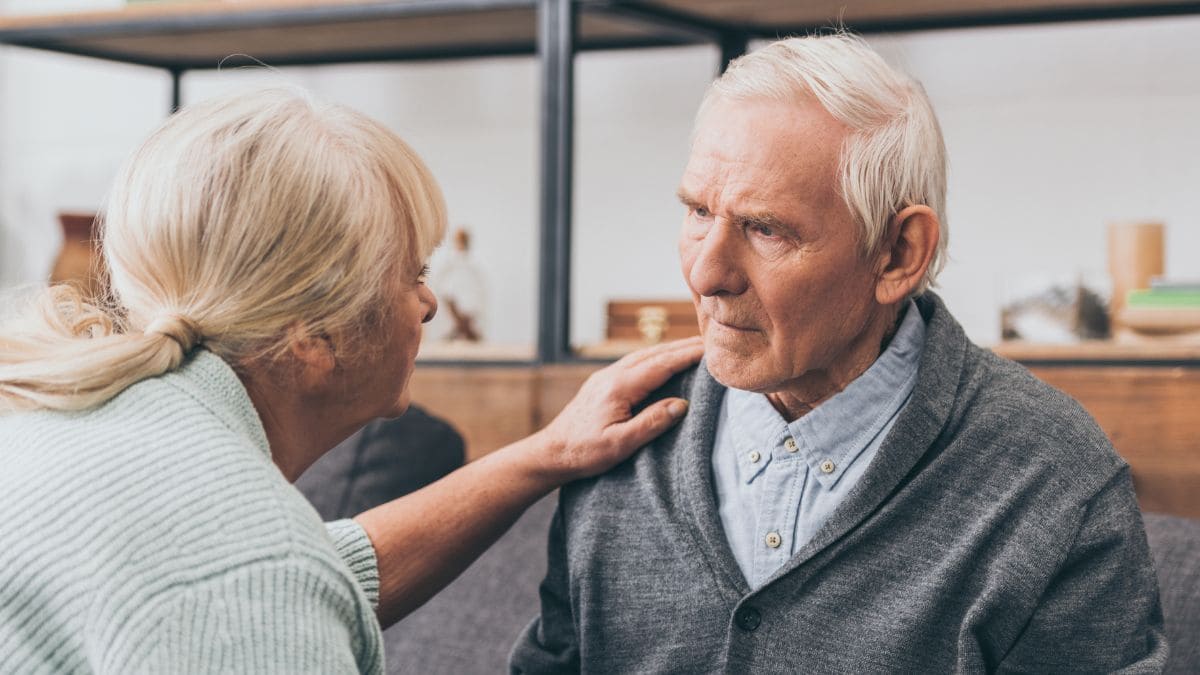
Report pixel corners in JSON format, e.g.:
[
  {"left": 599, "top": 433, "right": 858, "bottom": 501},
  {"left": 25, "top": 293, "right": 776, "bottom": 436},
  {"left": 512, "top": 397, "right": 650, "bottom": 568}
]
[
  {"left": 724, "top": 299, "right": 926, "bottom": 487},
  {"left": 723, "top": 386, "right": 790, "bottom": 484}
]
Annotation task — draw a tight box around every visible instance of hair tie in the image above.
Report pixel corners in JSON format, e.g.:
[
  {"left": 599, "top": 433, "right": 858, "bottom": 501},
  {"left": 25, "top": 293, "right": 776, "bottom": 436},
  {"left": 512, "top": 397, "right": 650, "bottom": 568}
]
[{"left": 144, "top": 314, "right": 202, "bottom": 353}]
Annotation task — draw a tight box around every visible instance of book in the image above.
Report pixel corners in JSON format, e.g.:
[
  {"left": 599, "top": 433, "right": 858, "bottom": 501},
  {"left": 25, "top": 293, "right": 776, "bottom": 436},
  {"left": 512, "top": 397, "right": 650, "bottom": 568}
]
[{"left": 1126, "top": 288, "right": 1200, "bottom": 308}]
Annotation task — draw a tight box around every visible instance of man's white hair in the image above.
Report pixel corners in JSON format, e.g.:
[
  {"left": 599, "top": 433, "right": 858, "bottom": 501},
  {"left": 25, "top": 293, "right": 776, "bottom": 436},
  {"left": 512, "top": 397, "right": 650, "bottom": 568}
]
[{"left": 699, "top": 33, "right": 948, "bottom": 295}]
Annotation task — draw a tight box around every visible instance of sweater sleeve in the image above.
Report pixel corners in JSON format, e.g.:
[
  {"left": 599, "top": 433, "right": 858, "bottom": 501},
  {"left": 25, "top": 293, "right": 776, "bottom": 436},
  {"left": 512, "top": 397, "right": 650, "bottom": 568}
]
[
  {"left": 326, "top": 518, "right": 381, "bottom": 610},
  {"left": 998, "top": 467, "right": 1169, "bottom": 673},
  {"left": 100, "top": 557, "right": 381, "bottom": 675},
  {"left": 509, "top": 503, "right": 581, "bottom": 674}
]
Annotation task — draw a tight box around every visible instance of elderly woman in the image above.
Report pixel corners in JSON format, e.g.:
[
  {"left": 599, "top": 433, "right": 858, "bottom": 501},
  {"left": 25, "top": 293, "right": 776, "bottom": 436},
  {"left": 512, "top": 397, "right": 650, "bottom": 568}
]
[{"left": 0, "top": 89, "right": 699, "bottom": 673}]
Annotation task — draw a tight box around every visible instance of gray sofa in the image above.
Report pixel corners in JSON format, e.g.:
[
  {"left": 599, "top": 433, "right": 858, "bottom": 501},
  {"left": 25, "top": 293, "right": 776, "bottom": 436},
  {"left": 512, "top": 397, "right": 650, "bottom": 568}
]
[
  {"left": 298, "top": 421, "right": 1199, "bottom": 673},
  {"left": 1144, "top": 512, "right": 1200, "bottom": 674},
  {"left": 294, "top": 408, "right": 545, "bottom": 673},
  {"left": 294, "top": 405, "right": 464, "bottom": 521}
]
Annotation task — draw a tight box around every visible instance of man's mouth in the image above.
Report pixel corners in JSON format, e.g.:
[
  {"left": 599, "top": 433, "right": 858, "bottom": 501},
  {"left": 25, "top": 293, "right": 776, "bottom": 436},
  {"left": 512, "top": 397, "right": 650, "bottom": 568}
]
[{"left": 711, "top": 317, "right": 757, "bottom": 332}]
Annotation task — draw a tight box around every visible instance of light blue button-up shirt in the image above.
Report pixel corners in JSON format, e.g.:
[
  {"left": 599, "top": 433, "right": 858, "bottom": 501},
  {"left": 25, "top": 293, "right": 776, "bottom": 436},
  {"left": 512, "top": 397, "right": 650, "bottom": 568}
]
[{"left": 711, "top": 300, "right": 926, "bottom": 589}]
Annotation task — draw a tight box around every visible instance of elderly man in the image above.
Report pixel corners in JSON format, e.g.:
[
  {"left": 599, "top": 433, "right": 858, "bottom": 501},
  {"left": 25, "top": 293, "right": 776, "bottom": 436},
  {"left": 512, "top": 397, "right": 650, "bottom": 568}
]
[{"left": 510, "top": 33, "right": 1166, "bottom": 673}]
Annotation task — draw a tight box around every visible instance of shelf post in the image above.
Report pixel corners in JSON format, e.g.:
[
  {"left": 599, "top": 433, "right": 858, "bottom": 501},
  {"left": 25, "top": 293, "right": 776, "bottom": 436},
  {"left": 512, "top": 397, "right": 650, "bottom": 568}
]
[
  {"left": 169, "top": 68, "right": 183, "bottom": 113},
  {"left": 537, "top": 0, "right": 576, "bottom": 363},
  {"left": 719, "top": 32, "right": 748, "bottom": 73}
]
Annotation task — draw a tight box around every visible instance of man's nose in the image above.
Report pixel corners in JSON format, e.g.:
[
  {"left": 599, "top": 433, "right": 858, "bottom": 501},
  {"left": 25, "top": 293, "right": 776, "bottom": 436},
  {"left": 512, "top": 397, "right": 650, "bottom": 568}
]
[{"left": 686, "top": 221, "right": 748, "bottom": 297}]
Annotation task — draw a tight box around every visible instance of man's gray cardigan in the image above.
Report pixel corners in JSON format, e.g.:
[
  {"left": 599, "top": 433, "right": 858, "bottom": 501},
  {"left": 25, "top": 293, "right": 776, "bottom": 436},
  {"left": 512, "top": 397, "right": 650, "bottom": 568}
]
[{"left": 510, "top": 294, "right": 1167, "bottom": 673}]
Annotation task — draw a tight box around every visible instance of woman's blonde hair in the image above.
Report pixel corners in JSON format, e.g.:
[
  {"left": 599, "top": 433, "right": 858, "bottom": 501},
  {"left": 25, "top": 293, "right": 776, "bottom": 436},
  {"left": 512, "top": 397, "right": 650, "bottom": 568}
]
[
  {"left": 700, "top": 32, "right": 949, "bottom": 295},
  {"left": 0, "top": 87, "right": 446, "bottom": 412}
]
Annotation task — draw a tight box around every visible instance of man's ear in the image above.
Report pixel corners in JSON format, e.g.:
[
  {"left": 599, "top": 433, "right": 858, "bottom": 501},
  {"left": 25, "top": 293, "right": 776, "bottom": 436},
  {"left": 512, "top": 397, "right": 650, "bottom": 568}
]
[
  {"left": 286, "top": 325, "right": 337, "bottom": 391},
  {"left": 874, "top": 205, "right": 940, "bottom": 305}
]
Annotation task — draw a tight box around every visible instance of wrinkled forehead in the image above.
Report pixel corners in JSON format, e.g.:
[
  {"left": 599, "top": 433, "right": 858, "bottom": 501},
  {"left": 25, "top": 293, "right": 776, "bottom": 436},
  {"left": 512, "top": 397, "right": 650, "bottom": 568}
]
[{"left": 682, "top": 95, "right": 848, "bottom": 207}]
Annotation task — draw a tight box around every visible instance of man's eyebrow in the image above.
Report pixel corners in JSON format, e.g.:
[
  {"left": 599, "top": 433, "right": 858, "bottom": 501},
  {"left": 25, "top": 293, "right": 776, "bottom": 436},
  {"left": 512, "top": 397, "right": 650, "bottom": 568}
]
[
  {"left": 676, "top": 188, "right": 797, "bottom": 233},
  {"left": 738, "top": 211, "right": 793, "bottom": 231},
  {"left": 676, "top": 188, "right": 701, "bottom": 208}
]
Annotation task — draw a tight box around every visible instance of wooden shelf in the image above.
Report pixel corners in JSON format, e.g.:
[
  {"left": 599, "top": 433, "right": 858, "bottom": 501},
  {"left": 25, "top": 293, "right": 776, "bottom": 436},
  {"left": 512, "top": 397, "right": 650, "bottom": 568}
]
[
  {"left": 651, "top": 0, "right": 1200, "bottom": 32},
  {"left": 5, "top": 0, "right": 1200, "bottom": 71},
  {"left": 991, "top": 340, "right": 1200, "bottom": 364},
  {"left": 0, "top": 0, "right": 691, "bottom": 69}
]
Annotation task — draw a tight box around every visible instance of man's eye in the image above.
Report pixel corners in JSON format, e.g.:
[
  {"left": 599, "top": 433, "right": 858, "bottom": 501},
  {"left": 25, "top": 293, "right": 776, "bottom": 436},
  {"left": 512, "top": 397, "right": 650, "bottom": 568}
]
[
  {"left": 692, "top": 206, "right": 711, "bottom": 218},
  {"left": 750, "top": 223, "right": 777, "bottom": 238}
]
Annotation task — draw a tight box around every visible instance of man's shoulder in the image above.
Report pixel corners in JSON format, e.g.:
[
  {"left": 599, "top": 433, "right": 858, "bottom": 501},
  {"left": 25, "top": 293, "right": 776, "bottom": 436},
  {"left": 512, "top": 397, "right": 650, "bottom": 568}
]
[
  {"left": 917, "top": 293, "right": 1123, "bottom": 486},
  {"left": 639, "top": 361, "right": 704, "bottom": 408},
  {"left": 955, "top": 343, "right": 1124, "bottom": 485},
  {"left": 561, "top": 363, "right": 713, "bottom": 509}
]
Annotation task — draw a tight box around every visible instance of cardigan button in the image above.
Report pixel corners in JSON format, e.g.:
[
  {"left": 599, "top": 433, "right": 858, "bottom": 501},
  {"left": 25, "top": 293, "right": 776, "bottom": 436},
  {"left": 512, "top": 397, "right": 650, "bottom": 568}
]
[{"left": 735, "top": 606, "right": 761, "bottom": 632}]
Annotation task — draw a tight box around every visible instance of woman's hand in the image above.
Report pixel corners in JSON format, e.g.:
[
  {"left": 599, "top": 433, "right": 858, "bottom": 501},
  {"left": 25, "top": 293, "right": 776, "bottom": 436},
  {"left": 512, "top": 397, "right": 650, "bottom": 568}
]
[
  {"left": 534, "top": 336, "right": 703, "bottom": 483},
  {"left": 356, "top": 336, "right": 701, "bottom": 626}
]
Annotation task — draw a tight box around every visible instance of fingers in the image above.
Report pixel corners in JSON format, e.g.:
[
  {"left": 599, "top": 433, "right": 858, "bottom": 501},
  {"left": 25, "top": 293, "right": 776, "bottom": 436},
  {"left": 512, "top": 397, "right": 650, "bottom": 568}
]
[
  {"left": 616, "top": 336, "right": 703, "bottom": 369},
  {"left": 607, "top": 397, "right": 690, "bottom": 456},
  {"left": 608, "top": 338, "right": 703, "bottom": 400}
]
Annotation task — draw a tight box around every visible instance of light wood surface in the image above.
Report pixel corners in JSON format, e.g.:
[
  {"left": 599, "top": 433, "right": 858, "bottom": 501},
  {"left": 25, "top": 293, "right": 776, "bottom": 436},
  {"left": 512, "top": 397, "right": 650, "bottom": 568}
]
[
  {"left": 407, "top": 363, "right": 594, "bottom": 462},
  {"left": 1107, "top": 221, "right": 1164, "bottom": 321},
  {"left": 991, "top": 340, "right": 1200, "bottom": 362},
  {"left": 1024, "top": 365, "right": 1200, "bottom": 517},
  {"left": 408, "top": 366, "right": 541, "bottom": 463}
]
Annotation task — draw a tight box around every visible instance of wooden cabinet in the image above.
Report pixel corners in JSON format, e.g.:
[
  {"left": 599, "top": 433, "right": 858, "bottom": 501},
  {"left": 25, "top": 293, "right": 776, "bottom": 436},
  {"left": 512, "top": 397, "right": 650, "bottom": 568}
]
[
  {"left": 994, "top": 342, "right": 1200, "bottom": 518},
  {"left": 409, "top": 364, "right": 594, "bottom": 462}
]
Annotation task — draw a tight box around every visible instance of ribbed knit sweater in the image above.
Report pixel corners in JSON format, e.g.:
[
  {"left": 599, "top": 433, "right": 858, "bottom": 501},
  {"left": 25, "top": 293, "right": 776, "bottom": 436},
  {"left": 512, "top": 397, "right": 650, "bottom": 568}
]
[{"left": 0, "top": 350, "right": 384, "bottom": 674}]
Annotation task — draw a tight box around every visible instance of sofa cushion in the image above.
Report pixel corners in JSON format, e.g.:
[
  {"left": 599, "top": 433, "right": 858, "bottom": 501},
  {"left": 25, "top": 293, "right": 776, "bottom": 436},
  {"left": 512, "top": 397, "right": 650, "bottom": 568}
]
[
  {"left": 384, "top": 494, "right": 556, "bottom": 674},
  {"left": 1143, "top": 512, "right": 1200, "bottom": 674},
  {"left": 296, "top": 405, "right": 465, "bottom": 521}
]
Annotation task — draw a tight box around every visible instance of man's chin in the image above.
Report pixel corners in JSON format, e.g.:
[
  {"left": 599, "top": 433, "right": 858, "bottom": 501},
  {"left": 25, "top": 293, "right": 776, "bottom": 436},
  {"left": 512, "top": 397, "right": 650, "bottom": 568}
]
[{"left": 703, "top": 352, "right": 767, "bottom": 392}]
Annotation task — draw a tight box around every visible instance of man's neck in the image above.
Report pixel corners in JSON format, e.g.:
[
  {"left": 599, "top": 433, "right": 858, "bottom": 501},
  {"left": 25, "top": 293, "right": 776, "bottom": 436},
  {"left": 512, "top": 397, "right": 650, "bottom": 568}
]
[{"left": 764, "top": 302, "right": 906, "bottom": 421}]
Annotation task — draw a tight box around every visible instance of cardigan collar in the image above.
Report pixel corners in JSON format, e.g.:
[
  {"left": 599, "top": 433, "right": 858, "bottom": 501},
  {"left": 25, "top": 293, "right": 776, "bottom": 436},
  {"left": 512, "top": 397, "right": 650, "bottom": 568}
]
[
  {"left": 676, "top": 292, "right": 968, "bottom": 596},
  {"left": 160, "top": 349, "right": 274, "bottom": 462}
]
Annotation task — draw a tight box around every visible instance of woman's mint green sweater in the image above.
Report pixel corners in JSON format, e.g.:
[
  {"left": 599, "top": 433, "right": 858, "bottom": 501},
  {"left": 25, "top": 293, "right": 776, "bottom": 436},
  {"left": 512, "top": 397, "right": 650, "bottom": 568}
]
[{"left": 0, "top": 351, "right": 383, "bottom": 673}]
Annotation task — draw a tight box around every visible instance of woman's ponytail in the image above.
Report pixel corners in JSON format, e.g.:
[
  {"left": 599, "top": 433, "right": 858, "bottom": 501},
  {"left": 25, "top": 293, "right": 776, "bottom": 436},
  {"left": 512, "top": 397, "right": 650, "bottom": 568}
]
[
  {"left": 1, "top": 87, "right": 446, "bottom": 415},
  {"left": 0, "top": 285, "right": 200, "bottom": 412}
]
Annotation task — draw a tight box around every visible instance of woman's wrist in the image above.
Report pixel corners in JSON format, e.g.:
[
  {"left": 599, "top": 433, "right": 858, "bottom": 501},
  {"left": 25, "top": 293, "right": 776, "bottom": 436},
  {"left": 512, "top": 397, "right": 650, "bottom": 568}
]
[{"left": 487, "top": 428, "right": 573, "bottom": 497}]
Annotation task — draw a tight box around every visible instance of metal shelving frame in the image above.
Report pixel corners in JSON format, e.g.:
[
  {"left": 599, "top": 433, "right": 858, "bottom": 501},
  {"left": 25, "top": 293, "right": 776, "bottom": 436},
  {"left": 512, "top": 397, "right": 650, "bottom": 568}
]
[{"left": 2, "top": 0, "right": 1199, "bottom": 365}]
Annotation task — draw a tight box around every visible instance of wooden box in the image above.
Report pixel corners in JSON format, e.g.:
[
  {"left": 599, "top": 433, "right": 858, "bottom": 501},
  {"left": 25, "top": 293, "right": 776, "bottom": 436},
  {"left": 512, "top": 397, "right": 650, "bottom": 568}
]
[{"left": 605, "top": 299, "right": 699, "bottom": 342}]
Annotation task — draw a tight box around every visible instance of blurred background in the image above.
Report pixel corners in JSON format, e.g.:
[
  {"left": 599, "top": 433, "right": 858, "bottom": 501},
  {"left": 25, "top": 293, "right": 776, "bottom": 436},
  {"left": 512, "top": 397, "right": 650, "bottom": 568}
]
[{"left": 2, "top": 0, "right": 1197, "bottom": 351}]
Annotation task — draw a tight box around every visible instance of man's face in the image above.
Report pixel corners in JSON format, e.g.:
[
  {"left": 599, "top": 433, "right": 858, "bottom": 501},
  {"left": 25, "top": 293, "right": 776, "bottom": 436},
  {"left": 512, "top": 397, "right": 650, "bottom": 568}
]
[{"left": 677, "top": 95, "right": 888, "bottom": 400}]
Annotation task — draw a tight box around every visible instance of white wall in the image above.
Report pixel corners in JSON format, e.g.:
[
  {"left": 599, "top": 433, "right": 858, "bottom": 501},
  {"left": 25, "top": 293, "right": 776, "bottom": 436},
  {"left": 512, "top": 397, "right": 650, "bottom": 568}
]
[
  {"left": 871, "top": 18, "right": 1200, "bottom": 339},
  {"left": 1, "top": 4, "right": 1198, "bottom": 346}
]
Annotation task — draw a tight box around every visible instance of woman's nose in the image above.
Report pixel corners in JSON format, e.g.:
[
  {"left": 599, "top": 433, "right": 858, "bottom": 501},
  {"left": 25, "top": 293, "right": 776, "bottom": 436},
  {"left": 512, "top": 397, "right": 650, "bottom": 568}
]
[{"left": 420, "top": 284, "right": 438, "bottom": 324}]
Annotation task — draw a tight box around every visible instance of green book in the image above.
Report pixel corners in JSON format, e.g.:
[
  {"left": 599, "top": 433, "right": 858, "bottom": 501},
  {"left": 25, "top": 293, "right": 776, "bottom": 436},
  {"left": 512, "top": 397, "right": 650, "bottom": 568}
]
[{"left": 1126, "top": 288, "right": 1200, "bottom": 308}]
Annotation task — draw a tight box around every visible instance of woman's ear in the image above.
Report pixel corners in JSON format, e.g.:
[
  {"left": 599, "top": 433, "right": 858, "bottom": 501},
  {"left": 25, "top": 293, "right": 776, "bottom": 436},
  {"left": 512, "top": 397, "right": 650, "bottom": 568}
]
[
  {"left": 874, "top": 205, "right": 940, "bottom": 305},
  {"left": 286, "top": 326, "right": 337, "bottom": 390}
]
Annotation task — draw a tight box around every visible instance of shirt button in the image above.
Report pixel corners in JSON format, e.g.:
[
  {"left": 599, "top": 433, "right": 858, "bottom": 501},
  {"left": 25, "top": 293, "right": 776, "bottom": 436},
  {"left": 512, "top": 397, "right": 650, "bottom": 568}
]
[
  {"left": 748, "top": 450, "right": 761, "bottom": 463},
  {"left": 764, "top": 531, "right": 782, "bottom": 548},
  {"left": 820, "top": 459, "right": 836, "bottom": 474},
  {"left": 735, "top": 606, "right": 762, "bottom": 632},
  {"left": 784, "top": 437, "right": 798, "bottom": 453}
]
